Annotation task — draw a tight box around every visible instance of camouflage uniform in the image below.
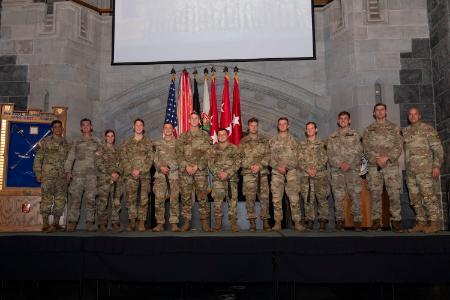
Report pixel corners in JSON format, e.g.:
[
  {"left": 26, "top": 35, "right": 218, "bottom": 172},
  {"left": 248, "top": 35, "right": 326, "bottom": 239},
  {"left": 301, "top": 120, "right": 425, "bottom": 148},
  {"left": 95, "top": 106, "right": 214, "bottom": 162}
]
[
  {"left": 402, "top": 121, "right": 444, "bottom": 222},
  {"left": 65, "top": 136, "right": 102, "bottom": 224},
  {"left": 269, "top": 133, "right": 301, "bottom": 223},
  {"left": 240, "top": 134, "right": 270, "bottom": 221},
  {"left": 33, "top": 135, "right": 69, "bottom": 219},
  {"left": 153, "top": 138, "right": 180, "bottom": 225},
  {"left": 95, "top": 144, "right": 123, "bottom": 224},
  {"left": 121, "top": 136, "right": 154, "bottom": 221},
  {"left": 298, "top": 138, "right": 329, "bottom": 222},
  {"left": 175, "top": 129, "right": 211, "bottom": 221},
  {"left": 363, "top": 120, "right": 403, "bottom": 222},
  {"left": 327, "top": 129, "right": 363, "bottom": 223},
  {"left": 208, "top": 143, "right": 242, "bottom": 220}
]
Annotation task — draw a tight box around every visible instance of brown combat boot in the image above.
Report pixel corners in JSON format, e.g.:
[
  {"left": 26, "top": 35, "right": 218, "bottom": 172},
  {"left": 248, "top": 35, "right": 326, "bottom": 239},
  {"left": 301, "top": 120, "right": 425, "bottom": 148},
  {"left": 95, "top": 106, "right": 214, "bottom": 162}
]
[
  {"left": 230, "top": 218, "right": 240, "bottom": 232},
  {"left": 41, "top": 215, "right": 50, "bottom": 232},
  {"left": 408, "top": 220, "right": 427, "bottom": 233},
  {"left": 153, "top": 223, "right": 164, "bottom": 232},
  {"left": 305, "top": 220, "right": 314, "bottom": 231},
  {"left": 370, "top": 219, "right": 381, "bottom": 231},
  {"left": 391, "top": 220, "right": 404, "bottom": 233},
  {"left": 127, "top": 219, "right": 136, "bottom": 232},
  {"left": 423, "top": 220, "right": 441, "bottom": 233},
  {"left": 98, "top": 217, "right": 108, "bottom": 232},
  {"left": 294, "top": 221, "right": 306, "bottom": 232},
  {"left": 319, "top": 219, "right": 327, "bottom": 232},
  {"left": 249, "top": 219, "right": 257, "bottom": 232},
  {"left": 263, "top": 219, "right": 271, "bottom": 232},
  {"left": 353, "top": 221, "right": 362, "bottom": 232},
  {"left": 66, "top": 222, "right": 77, "bottom": 232},
  {"left": 335, "top": 220, "right": 344, "bottom": 232},
  {"left": 181, "top": 218, "right": 190, "bottom": 232},
  {"left": 48, "top": 216, "right": 64, "bottom": 233},
  {"left": 272, "top": 220, "right": 282, "bottom": 231},
  {"left": 86, "top": 221, "right": 97, "bottom": 232},
  {"left": 112, "top": 223, "right": 121, "bottom": 233},
  {"left": 201, "top": 219, "right": 211, "bottom": 232},
  {"left": 213, "top": 217, "right": 222, "bottom": 232},
  {"left": 137, "top": 220, "right": 146, "bottom": 232},
  {"left": 170, "top": 223, "right": 181, "bottom": 232}
]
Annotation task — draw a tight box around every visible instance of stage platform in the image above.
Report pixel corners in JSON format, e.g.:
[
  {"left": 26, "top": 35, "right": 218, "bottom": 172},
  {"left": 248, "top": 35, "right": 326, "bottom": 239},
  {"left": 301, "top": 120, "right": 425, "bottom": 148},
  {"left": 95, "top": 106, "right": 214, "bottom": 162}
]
[{"left": 1, "top": 230, "right": 450, "bottom": 283}]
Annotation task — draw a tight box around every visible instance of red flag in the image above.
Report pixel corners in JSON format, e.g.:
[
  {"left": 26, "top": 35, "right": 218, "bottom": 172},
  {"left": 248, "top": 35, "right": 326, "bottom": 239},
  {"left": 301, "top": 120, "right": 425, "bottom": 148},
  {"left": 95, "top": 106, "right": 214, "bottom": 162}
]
[
  {"left": 231, "top": 70, "right": 242, "bottom": 145},
  {"left": 177, "top": 70, "right": 193, "bottom": 134},
  {"left": 209, "top": 71, "right": 219, "bottom": 144},
  {"left": 219, "top": 71, "right": 232, "bottom": 141}
]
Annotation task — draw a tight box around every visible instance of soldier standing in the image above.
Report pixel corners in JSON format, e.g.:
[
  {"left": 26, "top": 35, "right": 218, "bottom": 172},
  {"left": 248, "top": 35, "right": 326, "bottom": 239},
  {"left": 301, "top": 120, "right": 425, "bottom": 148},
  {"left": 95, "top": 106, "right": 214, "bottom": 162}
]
[
  {"left": 121, "top": 118, "right": 154, "bottom": 232},
  {"left": 65, "top": 118, "right": 102, "bottom": 232},
  {"left": 208, "top": 128, "right": 242, "bottom": 232},
  {"left": 175, "top": 112, "right": 211, "bottom": 232},
  {"left": 240, "top": 117, "right": 271, "bottom": 231},
  {"left": 298, "top": 122, "right": 329, "bottom": 231},
  {"left": 363, "top": 103, "right": 403, "bottom": 232},
  {"left": 33, "top": 120, "right": 69, "bottom": 232},
  {"left": 95, "top": 130, "right": 123, "bottom": 232},
  {"left": 152, "top": 123, "right": 180, "bottom": 232},
  {"left": 269, "top": 117, "right": 304, "bottom": 231},
  {"left": 327, "top": 111, "right": 363, "bottom": 231},
  {"left": 403, "top": 107, "right": 444, "bottom": 233}
]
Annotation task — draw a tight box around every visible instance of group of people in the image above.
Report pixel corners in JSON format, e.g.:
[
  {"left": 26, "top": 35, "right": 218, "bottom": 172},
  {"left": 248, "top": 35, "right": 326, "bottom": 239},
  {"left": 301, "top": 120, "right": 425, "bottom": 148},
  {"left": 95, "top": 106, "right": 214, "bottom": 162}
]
[{"left": 33, "top": 102, "right": 444, "bottom": 234}]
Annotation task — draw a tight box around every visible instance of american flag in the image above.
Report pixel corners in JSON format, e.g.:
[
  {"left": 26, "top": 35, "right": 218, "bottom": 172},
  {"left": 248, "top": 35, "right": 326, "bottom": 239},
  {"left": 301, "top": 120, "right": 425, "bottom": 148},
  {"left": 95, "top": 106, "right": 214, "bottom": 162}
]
[{"left": 164, "top": 79, "right": 178, "bottom": 137}]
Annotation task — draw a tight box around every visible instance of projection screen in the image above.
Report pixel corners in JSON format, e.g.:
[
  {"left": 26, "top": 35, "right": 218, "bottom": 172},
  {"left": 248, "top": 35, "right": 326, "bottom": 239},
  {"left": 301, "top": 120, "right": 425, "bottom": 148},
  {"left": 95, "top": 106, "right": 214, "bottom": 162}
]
[{"left": 112, "top": 0, "right": 315, "bottom": 64}]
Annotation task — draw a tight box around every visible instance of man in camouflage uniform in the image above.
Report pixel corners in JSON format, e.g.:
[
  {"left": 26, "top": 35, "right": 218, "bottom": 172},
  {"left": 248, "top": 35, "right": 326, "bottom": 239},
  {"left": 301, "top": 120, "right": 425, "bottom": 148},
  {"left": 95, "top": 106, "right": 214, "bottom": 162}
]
[
  {"left": 269, "top": 117, "right": 304, "bottom": 231},
  {"left": 175, "top": 112, "right": 211, "bottom": 232},
  {"left": 65, "top": 118, "right": 102, "bottom": 232},
  {"left": 363, "top": 103, "right": 403, "bottom": 232},
  {"left": 152, "top": 123, "right": 180, "bottom": 232},
  {"left": 208, "top": 128, "right": 242, "bottom": 232},
  {"left": 403, "top": 107, "right": 444, "bottom": 233},
  {"left": 327, "top": 111, "right": 363, "bottom": 231},
  {"left": 121, "top": 118, "right": 154, "bottom": 232},
  {"left": 33, "top": 120, "right": 69, "bottom": 232},
  {"left": 298, "top": 122, "right": 329, "bottom": 231},
  {"left": 240, "top": 117, "right": 271, "bottom": 231},
  {"left": 95, "top": 129, "right": 123, "bottom": 233}
]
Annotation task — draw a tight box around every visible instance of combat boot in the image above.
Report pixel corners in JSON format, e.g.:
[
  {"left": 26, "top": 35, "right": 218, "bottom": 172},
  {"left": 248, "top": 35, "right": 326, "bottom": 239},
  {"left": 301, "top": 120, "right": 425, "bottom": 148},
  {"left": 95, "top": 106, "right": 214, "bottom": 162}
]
[
  {"left": 305, "top": 220, "right": 314, "bottom": 231},
  {"left": 423, "top": 220, "right": 441, "bottom": 233},
  {"left": 153, "top": 223, "right": 164, "bottom": 232},
  {"left": 98, "top": 217, "right": 108, "bottom": 232},
  {"left": 66, "top": 222, "right": 77, "bottom": 232},
  {"left": 263, "top": 219, "right": 271, "bottom": 232},
  {"left": 249, "top": 219, "right": 257, "bottom": 232},
  {"left": 319, "top": 219, "right": 327, "bottom": 232},
  {"left": 370, "top": 219, "right": 381, "bottom": 231},
  {"left": 170, "top": 223, "right": 181, "bottom": 232},
  {"left": 213, "top": 217, "right": 222, "bottom": 232},
  {"left": 137, "top": 220, "right": 146, "bottom": 232},
  {"left": 230, "top": 218, "right": 240, "bottom": 232},
  {"left": 48, "top": 216, "right": 64, "bottom": 233},
  {"left": 181, "top": 218, "right": 190, "bottom": 232},
  {"left": 112, "top": 223, "right": 121, "bottom": 233},
  {"left": 127, "top": 219, "right": 136, "bottom": 232},
  {"left": 408, "top": 220, "right": 427, "bottom": 233},
  {"left": 391, "top": 220, "right": 404, "bottom": 233},
  {"left": 272, "top": 220, "right": 282, "bottom": 231},
  {"left": 201, "top": 219, "right": 211, "bottom": 232},
  {"left": 86, "top": 221, "right": 97, "bottom": 232},
  {"left": 294, "top": 221, "right": 306, "bottom": 232},
  {"left": 353, "top": 221, "right": 362, "bottom": 232},
  {"left": 335, "top": 220, "right": 344, "bottom": 232},
  {"left": 41, "top": 215, "right": 50, "bottom": 232}
]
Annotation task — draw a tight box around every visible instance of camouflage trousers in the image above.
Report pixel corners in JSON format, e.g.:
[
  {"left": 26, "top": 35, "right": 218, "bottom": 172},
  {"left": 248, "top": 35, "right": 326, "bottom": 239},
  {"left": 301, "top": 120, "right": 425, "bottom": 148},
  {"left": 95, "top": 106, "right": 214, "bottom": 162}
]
[
  {"left": 331, "top": 168, "right": 362, "bottom": 222},
  {"left": 211, "top": 179, "right": 238, "bottom": 220},
  {"left": 68, "top": 174, "right": 97, "bottom": 223},
  {"left": 406, "top": 171, "right": 441, "bottom": 222},
  {"left": 153, "top": 175, "right": 180, "bottom": 224},
  {"left": 179, "top": 173, "right": 210, "bottom": 220},
  {"left": 242, "top": 173, "right": 270, "bottom": 220},
  {"left": 271, "top": 170, "right": 300, "bottom": 222},
  {"left": 300, "top": 175, "right": 329, "bottom": 221},
  {"left": 124, "top": 177, "right": 150, "bottom": 221},
  {"left": 97, "top": 177, "right": 123, "bottom": 223},
  {"left": 40, "top": 177, "right": 67, "bottom": 218},
  {"left": 367, "top": 165, "right": 401, "bottom": 222}
]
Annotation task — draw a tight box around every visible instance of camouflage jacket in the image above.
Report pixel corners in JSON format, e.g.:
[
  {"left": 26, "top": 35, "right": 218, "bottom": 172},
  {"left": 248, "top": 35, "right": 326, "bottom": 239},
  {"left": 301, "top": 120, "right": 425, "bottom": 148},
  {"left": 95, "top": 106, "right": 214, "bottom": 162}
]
[
  {"left": 208, "top": 143, "right": 241, "bottom": 182},
  {"left": 153, "top": 138, "right": 178, "bottom": 179},
  {"left": 402, "top": 121, "right": 444, "bottom": 174},
  {"left": 298, "top": 138, "right": 328, "bottom": 177},
  {"left": 95, "top": 144, "right": 122, "bottom": 180},
  {"left": 269, "top": 133, "right": 298, "bottom": 173},
  {"left": 33, "top": 135, "right": 69, "bottom": 179},
  {"left": 363, "top": 120, "right": 403, "bottom": 167},
  {"left": 240, "top": 134, "right": 270, "bottom": 176},
  {"left": 120, "top": 135, "right": 154, "bottom": 179},
  {"left": 175, "top": 129, "right": 211, "bottom": 176},
  {"left": 64, "top": 135, "right": 102, "bottom": 176},
  {"left": 327, "top": 128, "right": 363, "bottom": 172}
]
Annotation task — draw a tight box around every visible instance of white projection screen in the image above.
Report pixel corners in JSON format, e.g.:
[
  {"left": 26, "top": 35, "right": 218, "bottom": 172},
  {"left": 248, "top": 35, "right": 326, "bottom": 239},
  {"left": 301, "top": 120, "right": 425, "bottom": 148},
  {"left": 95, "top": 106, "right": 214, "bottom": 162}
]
[{"left": 112, "top": 0, "right": 315, "bottom": 64}]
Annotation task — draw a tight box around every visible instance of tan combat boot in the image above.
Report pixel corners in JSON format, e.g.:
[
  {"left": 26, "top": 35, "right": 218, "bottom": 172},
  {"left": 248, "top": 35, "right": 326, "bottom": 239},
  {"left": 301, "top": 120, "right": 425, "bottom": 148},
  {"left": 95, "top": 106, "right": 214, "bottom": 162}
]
[
  {"left": 170, "top": 223, "right": 181, "bottom": 232},
  {"left": 370, "top": 219, "right": 381, "bottom": 231},
  {"left": 41, "top": 215, "right": 50, "bottom": 232},
  {"left": 249, "top": 219, "right": 257, "bottom": 232},
  {"left": 263, "top": 219, "right": 271, "bottom": 232},
  {"left": 391, "top": 220, "right": 404, "bottom": 233},
  {"left": 319, "top": 219, "right": 327, "bottom": 232},
  {"left": 137, "top": 220, "right": 146, "bottom": 232},
  {"left": 181, "top": 218, "right": 190, "bottom": 232},
  {"left": 48, "top": 216, "right": 63, "bottom": 233},
  {"left": 86, "top": 221, "right": 97, "bottom": 232},
  {"left": 294, "top": 221, "right": 306, "bottom": 232},
  {"left": 408, "top": 220, "right": 427, "bottom": 233},
  {"left": 112, "top": 223, "right": 121, "bottom": 233},
  {"left": 230, "top": 218, "right": 240, "bottom": 232},
  {"left": 213, "top": 217, "right": 222, "bottom": 232},
  {"left": 335, "top": 220, "right": 344, "bottom": 232},
  {"left": 153, "top": 223, "right": 164, "bottom": 232},
  {"left": 272, "top": 220, "right": 282, "bottom": 231},
  {"left": 98, "top": 217, "right": 108, "bottom": 232},
  {"left": 423, "top": 220, "right": 441, "bottom": 233},
  {"left": 201, "top": 219, "right": 211, "bottom": 232},
  {"left": 305, "top": 220, "right": 314, "bottom": 231},
  {"left": 66, "top": 222, "right": 77, "bottom": 232},
  {"left": 127, "top": 219, "right": 136, "bottom": 232}
]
